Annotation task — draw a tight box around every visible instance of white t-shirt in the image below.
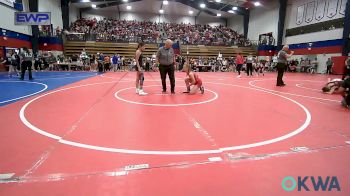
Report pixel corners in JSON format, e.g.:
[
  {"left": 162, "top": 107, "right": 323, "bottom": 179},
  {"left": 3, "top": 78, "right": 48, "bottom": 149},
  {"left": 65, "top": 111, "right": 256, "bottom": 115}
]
[{"left": 273, "top": 56, "right": 278, "bottom": 63}]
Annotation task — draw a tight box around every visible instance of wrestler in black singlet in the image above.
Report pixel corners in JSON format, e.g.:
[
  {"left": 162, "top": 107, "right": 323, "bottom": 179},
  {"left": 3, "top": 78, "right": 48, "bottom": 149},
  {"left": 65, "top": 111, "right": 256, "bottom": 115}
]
[{"left": 136, "top": 52, "right": 143, "bottom": 72}]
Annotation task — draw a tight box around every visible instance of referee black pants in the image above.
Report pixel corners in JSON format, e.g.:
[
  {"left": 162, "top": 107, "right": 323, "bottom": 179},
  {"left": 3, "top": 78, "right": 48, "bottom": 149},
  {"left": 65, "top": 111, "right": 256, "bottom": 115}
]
[
  {"left": 276, "top": 63, "right": 286, "bottom": 86},
  {"left": 246, "top": 63, "right": 253, "bottom": 76},
  {"left": 159, "top": 64, "right": 175, "bottom": 93},
  {"left": 20, "top": 61, "right": 33, "bottom": 80}
]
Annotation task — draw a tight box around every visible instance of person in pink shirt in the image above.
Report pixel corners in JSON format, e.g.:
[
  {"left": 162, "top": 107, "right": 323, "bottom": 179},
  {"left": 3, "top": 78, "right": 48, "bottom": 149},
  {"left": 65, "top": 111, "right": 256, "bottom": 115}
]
[{"left": 235, "top": 52, "right": 244, "bottom": 78}]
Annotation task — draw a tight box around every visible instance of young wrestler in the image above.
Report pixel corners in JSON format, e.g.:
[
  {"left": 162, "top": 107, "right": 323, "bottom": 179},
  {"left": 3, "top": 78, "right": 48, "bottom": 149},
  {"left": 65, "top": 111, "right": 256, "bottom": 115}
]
[
  {"left": 322, "top": 78, "right": 345, "bottom": 94},
  {"left": 183, "top": 63, "right": 204, "bottom": 94},
  {"left": 135, "top": 42, "right": 147, "bottom": 96}
]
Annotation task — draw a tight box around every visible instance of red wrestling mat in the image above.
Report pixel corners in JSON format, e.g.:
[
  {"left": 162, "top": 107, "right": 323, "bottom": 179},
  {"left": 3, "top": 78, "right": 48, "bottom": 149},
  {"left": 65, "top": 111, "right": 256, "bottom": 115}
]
[{"left": 0, "top": 72, "right": 349, "bottom": 195}]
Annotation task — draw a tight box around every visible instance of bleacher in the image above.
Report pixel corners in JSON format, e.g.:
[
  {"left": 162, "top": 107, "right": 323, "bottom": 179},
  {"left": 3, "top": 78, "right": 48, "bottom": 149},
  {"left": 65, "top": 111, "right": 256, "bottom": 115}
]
[
  {"left": 64, "top": 41, "right": 159, "bottom": 58},
  {"left": 64, "top": 41, "right": 257, "bottom": 58},
  {"left": 181, "top": 45, "right": 257, "bottom": 58}
]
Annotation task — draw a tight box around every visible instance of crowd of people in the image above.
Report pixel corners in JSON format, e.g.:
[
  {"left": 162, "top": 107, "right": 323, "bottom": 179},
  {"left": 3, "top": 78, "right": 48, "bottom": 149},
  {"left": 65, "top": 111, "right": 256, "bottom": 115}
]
[
  {"left": 68, "top": 18, "right": 251, "bottom": 46},
  {"left": 164, "top": 23, "right": 251, "bottom": 46},
  {"left": 39, "top": 25, "right": 63, "bottom": 37},
  {"left": 70, "top": 18, "right": 161, "bottom": 43}
]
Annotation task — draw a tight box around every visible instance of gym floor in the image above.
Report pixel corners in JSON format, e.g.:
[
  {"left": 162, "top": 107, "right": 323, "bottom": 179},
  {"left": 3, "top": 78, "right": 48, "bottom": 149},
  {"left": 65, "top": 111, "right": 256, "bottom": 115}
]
[{"left": 0, "top": 71, "right": 349, "bottom": 195}]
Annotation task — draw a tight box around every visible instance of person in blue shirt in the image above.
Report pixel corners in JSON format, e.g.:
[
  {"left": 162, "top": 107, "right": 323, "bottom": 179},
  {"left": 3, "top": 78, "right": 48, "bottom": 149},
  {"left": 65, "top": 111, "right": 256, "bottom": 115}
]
[{"left": 112, "top": 54, "right": 119, "bottom": 72}]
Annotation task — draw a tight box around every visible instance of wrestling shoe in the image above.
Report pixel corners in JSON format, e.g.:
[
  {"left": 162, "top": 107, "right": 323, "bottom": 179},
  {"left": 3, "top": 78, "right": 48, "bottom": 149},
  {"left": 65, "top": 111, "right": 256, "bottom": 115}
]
[
  {"left": 200, "top": 86, "right": 205, "bottom": 94},
  {"left": 139, "top": 90, "right": 148, "bottom": 96},
  {"left": 341, "top": 99, "right": 349, "bottom": 109}
]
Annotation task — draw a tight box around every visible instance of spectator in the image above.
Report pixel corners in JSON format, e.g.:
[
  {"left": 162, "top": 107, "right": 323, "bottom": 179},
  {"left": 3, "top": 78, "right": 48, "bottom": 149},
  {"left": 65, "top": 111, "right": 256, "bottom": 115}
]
[
  {"left": 20, "top": 47, "right": 34, "bottom": 80},
  {"left": 68, "top": 18, "right": 251, "bottom": 46},
  {"left": 326, "top": 58, "right": 333, "bottom": 74}
]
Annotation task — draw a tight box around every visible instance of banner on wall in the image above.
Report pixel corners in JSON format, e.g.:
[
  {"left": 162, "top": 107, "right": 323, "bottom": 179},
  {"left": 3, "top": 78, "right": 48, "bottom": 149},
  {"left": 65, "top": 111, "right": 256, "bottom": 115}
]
[
  {"left": 305, "top": 1, "right": 316, "bottom": 23},
  {"left": 326, "top": 0, "right": 338, "bottom": 18},
  {"left": 315, "top": 0, "right": 326, "bottom": 21},
  {"left": 339, "top": 0, "right": 346, "bottom": 15},
  {"left": 296, "top": 4, "right": 305, "bottom": 25},
  {"left": 15, "top": 12, "right": 51, "bottom": 26}
]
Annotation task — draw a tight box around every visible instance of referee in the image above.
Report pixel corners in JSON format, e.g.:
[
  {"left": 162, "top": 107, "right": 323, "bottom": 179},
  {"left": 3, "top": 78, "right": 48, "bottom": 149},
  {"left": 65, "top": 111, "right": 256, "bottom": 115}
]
[
  {"left": 20, "top": 47, "right": 33, "bottom": 80},
  {"left": 156, "top": 39, "right": 176, "bottom": 94},
  {"left": 276, "top": 45, "right": 294, "bottom": 86}
]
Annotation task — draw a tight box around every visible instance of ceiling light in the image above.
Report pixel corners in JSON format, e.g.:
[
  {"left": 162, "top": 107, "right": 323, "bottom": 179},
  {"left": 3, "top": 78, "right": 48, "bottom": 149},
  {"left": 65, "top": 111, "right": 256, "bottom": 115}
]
[
  {"left": 254, "top": 2, "right": 261, "bottom": 6},
  {"left": 232, "top": 6, "right": 238, "bottom": 10},
  {"left": 81, "top": 0, "right": 90, "bottom": 2},
  {"left": 159, "top": 9, "right": 164, "bottom": 14},
  {"left": 126, "top": 5, "right": 132, "bottom": 10},
  {"left": 123, "top": 0, "right": 128, "bottom": 2},
  {"left": 91, "top": 4, "right": 96, "bottom": 8},
  {"left": 217, "top": 13, "right": 221, "bottom": 17},
  {"left": 200, "top": 3, "right": 206, "bottom": 8},
  {"left": 189, "top": 10, "right": 193, "bottom": 14},
  {"left": 228, "top": 10, "right": 235, "bottom": 14},
  {"left": 163, "top": 0, "right": 168, "bottom": 5},
  {"left": 215, "top": 0, "right": 221, "bottom": 2}
]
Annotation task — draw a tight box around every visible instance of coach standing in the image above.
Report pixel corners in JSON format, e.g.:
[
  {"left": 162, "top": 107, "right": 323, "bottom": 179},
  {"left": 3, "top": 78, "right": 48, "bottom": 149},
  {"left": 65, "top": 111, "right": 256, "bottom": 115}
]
[
  {"left": 156, "top": 39, "right": 176, "bottom": 94},
  {"left": 276, "top": 45, "right": 294, "bottom": 86}
]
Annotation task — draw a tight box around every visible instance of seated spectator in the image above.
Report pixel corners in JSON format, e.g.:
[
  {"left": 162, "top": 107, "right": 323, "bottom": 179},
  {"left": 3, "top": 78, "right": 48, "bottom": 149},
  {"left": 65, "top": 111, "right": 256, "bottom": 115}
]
[{"left": 68, "top": 18, "right": 251, "bottom": 46}]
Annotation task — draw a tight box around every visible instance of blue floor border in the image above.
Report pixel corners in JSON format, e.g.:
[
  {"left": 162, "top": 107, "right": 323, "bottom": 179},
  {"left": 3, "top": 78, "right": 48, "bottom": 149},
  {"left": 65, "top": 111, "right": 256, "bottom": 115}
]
[{"left": 0, "top": 71, "right": 98, "bottom": 106}]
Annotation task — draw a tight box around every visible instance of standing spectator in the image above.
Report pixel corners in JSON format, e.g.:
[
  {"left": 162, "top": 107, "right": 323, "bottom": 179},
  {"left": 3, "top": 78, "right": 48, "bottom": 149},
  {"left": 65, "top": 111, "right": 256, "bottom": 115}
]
[
  {"left": 246, "top": 53, "right": 254, "bottom": 77},
  {"left": 222, "top": 58, "right": 228, "bottom": 71},
  {"left": 97, "top": 53, "right": 104, "bottom": 73},
  {"left": 302, "top": 58, "right": 309, "bottom": 73},
  {"left": 326, "top": 58, "right": 333, "bottom": 74},
  {"left": 276, "top": 45, "right": 294, "bottom": 86},
  {"left": 104, "top": 55, "right": 110, "bottom": 71},
  {"left": 112, "top": 54, "right": 119, "bottom": 72},
  {"left": 20, "top": 47, "right": 33, "bottom": 80},
  {"left": 305, "top": 59, "right": 311, "bottom": 73},
  {"left": 310, "top": 58, "right": 318, "bottom": 74},
  {"left": 15, "top": 51, "right": 21, "bottom": 72},
  {"left": 12, "top": 51, "right": 20, "bottom": 75},
  {"left": 272, "top": 55, "right": 278, "bottom": 69},
  {"left": 156, "top": 39, "right": 175, "bottom": 94},
  {"left": 5, "top": 51, "right": 14, "bottom": 77},
  {"left": 9, "top": 51, "right": 19, "bottom": 77},
  {"left": 121, "top": 56, "right": 125, "bottom": 71},
  {"left": 175, "top": 54, "right": 181, "bottom": 71},
  {"left": 145, "top": 57, "right": 150, "bottom": 71},
  {"left": 90, "top": 54, "right": 95, "bottom": 69},
  {"left": 34, "top": 54, "right": 42, "bottom": 71},
  {"left": 180, "top": 55, "right": 186, "bottom": 71},
  {"left": 235, "top": 53, "right": 244, "bottom": 78}
]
